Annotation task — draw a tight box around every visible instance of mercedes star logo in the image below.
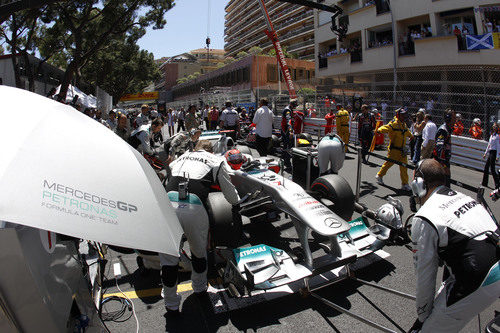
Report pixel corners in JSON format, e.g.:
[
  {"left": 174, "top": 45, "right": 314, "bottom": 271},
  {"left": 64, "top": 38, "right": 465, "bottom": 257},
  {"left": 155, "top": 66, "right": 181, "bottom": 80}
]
[{"left": 324, "top": 217, "right": 342, "bottom": 228}]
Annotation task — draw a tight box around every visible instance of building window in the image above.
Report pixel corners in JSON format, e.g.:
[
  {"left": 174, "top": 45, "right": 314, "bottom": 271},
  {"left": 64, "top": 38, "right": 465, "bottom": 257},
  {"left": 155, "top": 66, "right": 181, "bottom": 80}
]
[
  {"left": 243, "top": 67, "right": 250, "bottom": 81},
  {"left": 367, "top": 27, "right": 393, "bottom": 48},
  {"left": 267, "top": 64, "right": 278, "bottom": 82},
  {"left": 375, "top": 0, "right": 390, "bottom": 15},
  {"left": 297, "top": 68, "right": 305, "bottom": 80}
]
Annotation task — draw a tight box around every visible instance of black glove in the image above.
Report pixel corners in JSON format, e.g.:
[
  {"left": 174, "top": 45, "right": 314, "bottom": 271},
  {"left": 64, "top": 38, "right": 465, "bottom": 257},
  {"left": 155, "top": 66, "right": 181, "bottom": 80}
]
[{"left": 408, "top": 318, "right": 423, "bottom": 333}]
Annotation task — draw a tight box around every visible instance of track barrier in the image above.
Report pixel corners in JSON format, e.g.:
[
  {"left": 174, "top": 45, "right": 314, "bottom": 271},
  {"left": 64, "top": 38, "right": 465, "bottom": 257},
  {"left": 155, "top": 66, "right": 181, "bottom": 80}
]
[{"left": 274, "top": 116, "right": 499, "bottom": 172}]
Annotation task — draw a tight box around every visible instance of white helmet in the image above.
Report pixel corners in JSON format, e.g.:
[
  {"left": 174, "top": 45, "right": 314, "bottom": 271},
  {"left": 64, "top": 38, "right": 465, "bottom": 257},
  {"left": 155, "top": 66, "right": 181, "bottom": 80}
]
[
  {"left": 376, "top": 203, "right": 402, "bottom": 229},
  {"left": 473, "top": 118, "right": 481, "bottom": 125},
  {"left": 456, "top": 113, "right": 462, "bottom": 119}
]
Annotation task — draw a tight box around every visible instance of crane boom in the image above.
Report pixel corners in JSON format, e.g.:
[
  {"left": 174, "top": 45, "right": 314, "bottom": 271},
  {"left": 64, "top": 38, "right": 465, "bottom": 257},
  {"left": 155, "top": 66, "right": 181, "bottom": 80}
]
[{"left": 257, "top": 0, "right": 297, "bottom": 99}]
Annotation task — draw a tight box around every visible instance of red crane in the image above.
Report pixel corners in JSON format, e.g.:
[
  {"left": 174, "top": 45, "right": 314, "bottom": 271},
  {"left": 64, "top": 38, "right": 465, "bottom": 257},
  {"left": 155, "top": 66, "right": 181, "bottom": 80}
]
[
  {"left": 256, "top": 0, "right": 346, "bottom": 100},
  {"left": 257, "top": 0, "right": 297, "bottom": 99}
]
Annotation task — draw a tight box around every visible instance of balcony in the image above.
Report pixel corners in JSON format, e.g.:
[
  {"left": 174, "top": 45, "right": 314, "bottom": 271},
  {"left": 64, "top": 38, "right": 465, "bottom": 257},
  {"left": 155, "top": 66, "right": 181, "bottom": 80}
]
[
  {"left": 226, "top": 10, "right": 313, "bottom": 55},
  {"left": 399, "top": 35, "right": 499, "bottom": 68},
  {"left": 225, "top": 0, "right": 275, "bottom": 31},
  {"left": 279, "top": 24, "right": 315, "bottom": 43},
  {"left": 288, "top": 39, "right": 315, "bottom": 52},
  {"left": 317, "top": 34, "right": 500, "bottom": 77},
  {"left": 225, "top": 2, "right": 300, "bottom": 38},
  {"left": 225, "top": 0, "right": 267, "bottom": 28}
]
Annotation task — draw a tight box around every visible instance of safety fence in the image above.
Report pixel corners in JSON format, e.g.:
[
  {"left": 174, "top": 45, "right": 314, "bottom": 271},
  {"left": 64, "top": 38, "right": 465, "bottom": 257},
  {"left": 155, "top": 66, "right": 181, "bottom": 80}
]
[
  {"left": 265, "top": 67, "right": 500, "bottom": 139},
  {"left": 165, "top": 89, "right": 254, "bottom": 111},
  {"left": 273, "top": 116, "right": 499, "bottom": 172}
]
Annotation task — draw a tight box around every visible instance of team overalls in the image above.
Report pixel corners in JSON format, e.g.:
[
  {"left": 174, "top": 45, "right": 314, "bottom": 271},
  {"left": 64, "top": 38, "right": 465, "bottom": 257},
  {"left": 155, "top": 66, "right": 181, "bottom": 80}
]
[
  {"left": 336, "top": 108, "right": 350, "bottom": 152},
  {"left": 412, "top": 186, "right": 499, "bottom": 332},
  {"left": 376, "top": 117, "right": 413, "bottom": 185}
]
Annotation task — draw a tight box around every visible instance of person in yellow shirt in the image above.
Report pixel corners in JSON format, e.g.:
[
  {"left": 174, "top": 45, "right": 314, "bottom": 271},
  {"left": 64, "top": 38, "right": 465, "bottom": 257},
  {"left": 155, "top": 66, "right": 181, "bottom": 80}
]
[
  {"left": 375, "top": 108, "right": 413, "bottom": 191},
  {"left": 335, "top": 103, "right": 350, "bottom": 152}
]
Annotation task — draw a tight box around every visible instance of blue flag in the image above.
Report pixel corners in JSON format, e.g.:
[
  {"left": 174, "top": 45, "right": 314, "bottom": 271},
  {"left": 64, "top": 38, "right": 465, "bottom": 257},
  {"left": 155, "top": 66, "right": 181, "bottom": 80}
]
[{"left": 466, "top": 33, "right": 494, "bottom": 50}]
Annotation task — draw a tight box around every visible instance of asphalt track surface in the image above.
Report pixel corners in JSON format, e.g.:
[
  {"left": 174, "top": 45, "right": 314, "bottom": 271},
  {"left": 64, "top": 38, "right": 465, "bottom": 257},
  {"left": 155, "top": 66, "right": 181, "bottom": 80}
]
[{"left": 102, "top": 140, "right": 500, "bottom": 333}]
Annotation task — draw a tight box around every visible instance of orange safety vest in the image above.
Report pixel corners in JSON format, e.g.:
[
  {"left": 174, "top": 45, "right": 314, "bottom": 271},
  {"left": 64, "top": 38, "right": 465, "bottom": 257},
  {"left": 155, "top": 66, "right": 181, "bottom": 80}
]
[
  {"left": 469, "top": 125, "right": 483, "bottom": 139},
  {"left": 453, "top": 121, "right": 464, "bottom": 136}
]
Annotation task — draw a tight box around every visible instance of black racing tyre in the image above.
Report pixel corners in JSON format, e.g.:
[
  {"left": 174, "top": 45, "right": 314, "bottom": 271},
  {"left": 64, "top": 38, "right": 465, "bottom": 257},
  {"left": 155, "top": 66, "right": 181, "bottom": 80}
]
[
  {"left": 206, "top": 192, "right": 242, "bottom": 247},
  {"left": 310, "top": 174, "right": 355, "bottom": 221},
  {"left": 298, "top": 132, "right": 313, "bottom": 144}
]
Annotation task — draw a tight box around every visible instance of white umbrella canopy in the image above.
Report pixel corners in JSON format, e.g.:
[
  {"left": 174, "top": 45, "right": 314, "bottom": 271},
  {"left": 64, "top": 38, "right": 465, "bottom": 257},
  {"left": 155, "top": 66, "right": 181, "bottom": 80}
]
[{"left": 0, "top": 86, "right": 183, "bottom": 256}]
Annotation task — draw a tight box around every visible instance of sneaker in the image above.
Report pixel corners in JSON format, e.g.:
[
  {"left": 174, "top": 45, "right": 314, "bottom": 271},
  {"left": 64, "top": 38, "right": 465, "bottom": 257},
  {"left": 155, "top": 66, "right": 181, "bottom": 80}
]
[
  {"left": 375, "top": 175, "right": 384, "bottom": 185},
  {"left": 401, "top": 184, "right": 411, "bottom": 192}
]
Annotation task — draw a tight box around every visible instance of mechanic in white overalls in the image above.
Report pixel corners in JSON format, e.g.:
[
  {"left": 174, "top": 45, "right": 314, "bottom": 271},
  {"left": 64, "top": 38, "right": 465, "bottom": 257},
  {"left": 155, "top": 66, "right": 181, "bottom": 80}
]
[
  {"left": 317, "top": 134, "right": 345, "bottom": 175},
  {"left": 409, "top": 159, "right": 499, "bottom": 333},
  {"left": 159, "top": 140, "right": 240, "bottom": 314}
]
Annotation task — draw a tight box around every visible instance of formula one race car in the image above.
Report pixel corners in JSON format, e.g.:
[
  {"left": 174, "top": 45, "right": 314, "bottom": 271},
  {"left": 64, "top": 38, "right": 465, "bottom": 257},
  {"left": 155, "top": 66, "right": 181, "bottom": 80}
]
[{"left": 163, "top": 154, "right": 406, "bottom": 297}]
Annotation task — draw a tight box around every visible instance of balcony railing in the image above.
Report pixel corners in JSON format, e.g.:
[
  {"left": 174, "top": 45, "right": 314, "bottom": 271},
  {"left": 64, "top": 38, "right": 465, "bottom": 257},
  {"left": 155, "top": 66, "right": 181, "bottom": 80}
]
[
  {"left": 226, "top": 9, "right": 312, "bottom": 53},
  {"left": 273, "top": 10, "right": 313, "bottom": 31},
  {"left": 225, "top": 0, "right": 273, "bottom": 30},
  {"left": 279, "top": 24, "right": 314, "bottom": 43},
  {"left": 288, "top": 39, "right": 315, "bottom": 52}
]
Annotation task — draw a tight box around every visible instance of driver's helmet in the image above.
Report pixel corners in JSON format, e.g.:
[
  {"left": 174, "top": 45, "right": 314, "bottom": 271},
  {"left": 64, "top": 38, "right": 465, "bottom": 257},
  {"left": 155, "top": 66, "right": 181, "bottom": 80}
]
[
  {"left": 376, "top": 203, "right": 402, "bottom": 229},
  {"left": 297, "top": 138, "right": 311, "bottom": 147},
  {"left": 225, "top": 149, "right": 246, "bottom": 170},
  {"left": 473, "top": 118, "right": 481, "bottom": 126}
]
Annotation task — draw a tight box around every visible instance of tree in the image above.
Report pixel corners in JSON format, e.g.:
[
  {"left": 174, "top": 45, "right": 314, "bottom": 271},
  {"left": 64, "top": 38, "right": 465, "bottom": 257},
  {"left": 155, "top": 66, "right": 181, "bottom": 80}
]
[
  {"left": 236, "top": 51, "right": 248, "bottom": 59},
  {"left": 0, "top": 7, "right": 60, "bottom": 91},
  {"left": 267, "top": 46, "right": 295, "bottom": 59},
  {"left": 216, "top": 61, "right": 225, "bottom": 68},
  {"left": 41, "top": 0, "right": 174, "bottom": 101},
  {"left": 80, "top": 36, "right": 160, "bottom": 103},
  {"left": 177, "top": 77, "right": 188, "bottom": 84},
  {"left": 192, "top": 71, "right": 201, "bottom": 78},
  {"left": 0, "top": 44, "right": 3, "bottom": 55},
  {"left": 187, "top": 74, "right": 195, "bottom": 80},
  {"left": 248, "top": 46, "right": 263, "bottom": 55},
  {"left": 298, "top": 87, "right": 316, "bottom": 102}
]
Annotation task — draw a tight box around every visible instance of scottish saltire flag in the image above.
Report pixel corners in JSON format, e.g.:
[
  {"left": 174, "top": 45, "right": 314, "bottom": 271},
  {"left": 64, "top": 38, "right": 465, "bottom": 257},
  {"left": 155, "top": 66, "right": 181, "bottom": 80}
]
[{"left": 466, "top": 33, "right": 494, "bottom": 50}]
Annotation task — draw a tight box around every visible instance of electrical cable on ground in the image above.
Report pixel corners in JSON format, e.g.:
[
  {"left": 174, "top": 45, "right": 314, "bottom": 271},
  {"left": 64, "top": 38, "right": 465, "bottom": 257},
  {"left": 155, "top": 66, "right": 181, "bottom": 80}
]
[{"left": 115, "top": 278, "right": 139, "bottom": 333}]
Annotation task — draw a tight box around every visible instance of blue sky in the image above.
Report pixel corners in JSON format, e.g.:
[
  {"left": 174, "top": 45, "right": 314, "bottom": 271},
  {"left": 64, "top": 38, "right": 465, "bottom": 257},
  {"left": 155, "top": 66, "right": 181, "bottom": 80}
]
[{"left": 138, "top": 0, "right": 230, "bottom": 59}]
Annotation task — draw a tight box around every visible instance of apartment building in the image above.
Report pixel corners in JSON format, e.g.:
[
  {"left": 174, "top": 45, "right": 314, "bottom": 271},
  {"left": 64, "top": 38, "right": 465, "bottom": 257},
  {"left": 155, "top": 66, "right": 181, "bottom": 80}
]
[
  {"left": 315, "top": 0, "right": 499, "bottom": 76},
  {"left": 314, "top": 0, "right": 500, "bottom": 125},
  {"left": 171, "top": 55, "right": 315, "bottom": 101},
  {"left": 155, "top": 49, "right": 225, "bottom": 91},
  {"left": 225, "top": 0, "right": 315, "bottom": 60}
]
